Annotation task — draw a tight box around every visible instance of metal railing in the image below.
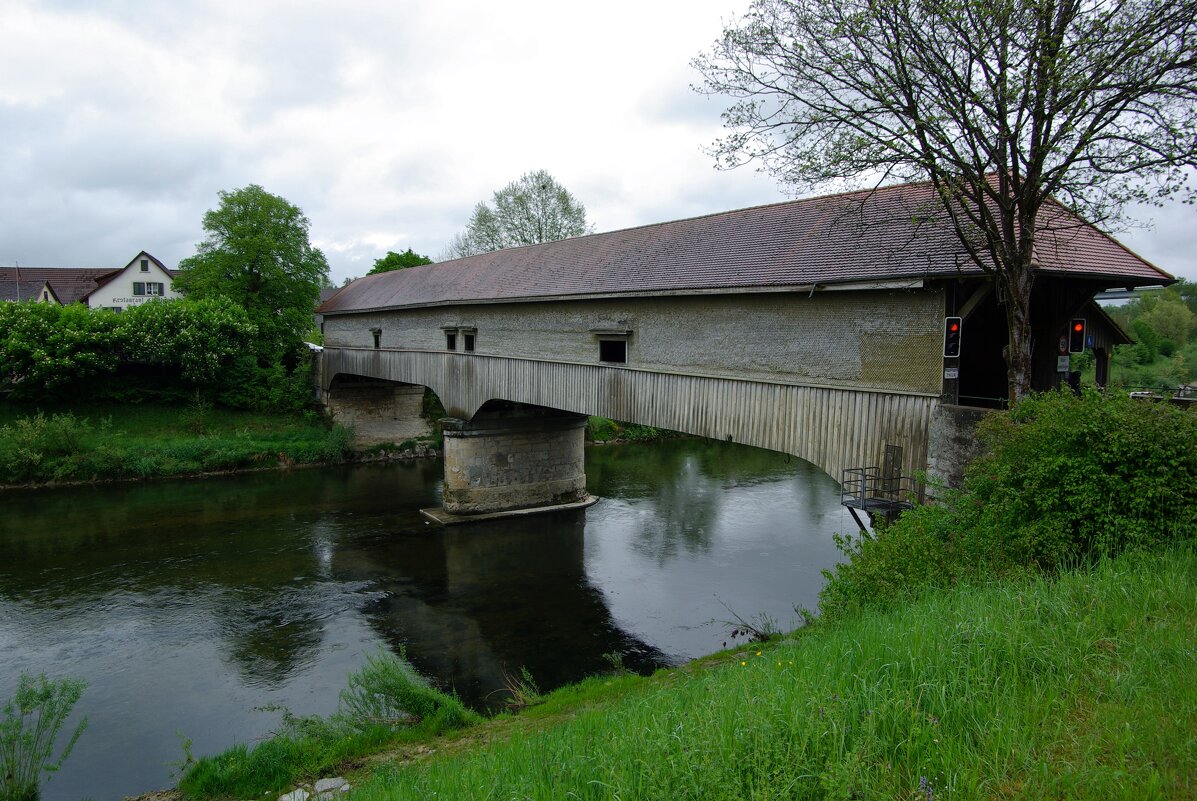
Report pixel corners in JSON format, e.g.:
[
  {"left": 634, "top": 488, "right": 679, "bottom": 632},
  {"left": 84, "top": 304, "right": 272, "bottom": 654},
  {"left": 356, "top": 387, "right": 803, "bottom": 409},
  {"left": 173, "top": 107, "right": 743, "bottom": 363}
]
[{"left": 840, "top": 466, "right": 916, "bottom": 513}]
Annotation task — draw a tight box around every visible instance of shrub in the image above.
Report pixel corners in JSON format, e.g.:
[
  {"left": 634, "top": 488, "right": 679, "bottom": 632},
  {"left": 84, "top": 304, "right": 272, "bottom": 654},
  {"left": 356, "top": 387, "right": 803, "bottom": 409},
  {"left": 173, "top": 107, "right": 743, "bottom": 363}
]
[
  {"left": 0, "top": 673, "right": 88, "bottom": 801},
  {"left": 820, "top": 390, "right": 1197, "bottom": 619},
  {"left": 0, "top": 303, "right": 118, "bottom": 398},
  {"left": 217, "top": 357, "right": 316, "bottom": 413},
  {"left": 587, "top": 416, "right": 618, "bottom": 441},
  {"left": 338, "top": 648, "right": 476, "bottom": 731},
  {"left": 0, "top": 413, "right": 93, "bottom": 483}
]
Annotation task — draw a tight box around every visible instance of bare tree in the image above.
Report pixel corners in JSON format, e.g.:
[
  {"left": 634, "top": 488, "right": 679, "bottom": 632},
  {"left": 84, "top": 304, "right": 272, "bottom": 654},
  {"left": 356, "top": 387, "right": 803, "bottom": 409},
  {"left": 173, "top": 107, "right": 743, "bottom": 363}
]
[
  {"left": 443, "top": 170, "right": 593, "bottom": 259},
  {"left": 694, "top": 0, "right": 1197, "bottom": 401}
]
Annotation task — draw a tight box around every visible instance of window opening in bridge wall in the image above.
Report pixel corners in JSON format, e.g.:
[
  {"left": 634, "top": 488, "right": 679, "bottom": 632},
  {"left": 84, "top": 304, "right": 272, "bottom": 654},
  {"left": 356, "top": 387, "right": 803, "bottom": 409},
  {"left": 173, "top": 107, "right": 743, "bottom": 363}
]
[
  {"left": 463, "top": 332, "right": 475, "bottom": 352},
  {"left": 371, "top": 327, "right": 381, "bottom": 349},
  {"left": 591, "top": 327, "right": 631, "bottom": 365},
  {"left": 599, "top": 339, "right": 626, "bottom": 363},
  {"left": 445, "top": 331, "right": 457, "bottom": 351}
]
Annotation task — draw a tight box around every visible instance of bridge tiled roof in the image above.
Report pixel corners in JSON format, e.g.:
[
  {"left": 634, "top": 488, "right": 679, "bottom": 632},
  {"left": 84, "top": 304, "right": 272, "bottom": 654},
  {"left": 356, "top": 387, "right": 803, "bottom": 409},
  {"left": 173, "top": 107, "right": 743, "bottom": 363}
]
[{"left": 320, "top": 180, "right": 1172, "bottom": 314}]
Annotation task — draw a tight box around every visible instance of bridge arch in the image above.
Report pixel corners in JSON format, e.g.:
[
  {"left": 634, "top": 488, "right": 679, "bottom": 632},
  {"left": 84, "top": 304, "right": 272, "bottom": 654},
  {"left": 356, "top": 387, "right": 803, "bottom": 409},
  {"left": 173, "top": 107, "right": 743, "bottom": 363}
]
[{"left": 322, "top": 348, "right": 935, "bottom": 485}]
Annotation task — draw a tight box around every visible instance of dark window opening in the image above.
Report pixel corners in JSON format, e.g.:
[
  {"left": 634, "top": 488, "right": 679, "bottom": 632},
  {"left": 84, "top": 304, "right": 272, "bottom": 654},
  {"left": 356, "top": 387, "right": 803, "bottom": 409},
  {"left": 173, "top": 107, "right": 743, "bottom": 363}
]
[
  {"left": 446, "top": 332, "right": 457, "bottom": 351},
  {"left": 140, "top": 259, "right": 149, "bottom": 272},
  {"left": 599, "top": 339, "right": 627, "bottom": 364},
  {"left": 372, "top": 329, "right": 381, "bottom": 349},
  {"left": 464, "top": 333, "right": 475, "bottom": 352}
]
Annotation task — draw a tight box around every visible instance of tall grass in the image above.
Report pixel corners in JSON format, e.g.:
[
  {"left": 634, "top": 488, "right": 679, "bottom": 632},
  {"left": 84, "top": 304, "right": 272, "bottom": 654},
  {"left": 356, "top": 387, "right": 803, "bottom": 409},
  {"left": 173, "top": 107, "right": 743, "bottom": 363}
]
[
  {"left": 178, "top": 649, "right": 478, "bottom": 800},
  {"left": 350, "top": 548, "right": 1197, "bottom": 800},
  {"left": 0, "top": 674, "right": 88, "bottom": 801},
  {"left": 0, "top": 402, "right": 355, "bottom": 485}
]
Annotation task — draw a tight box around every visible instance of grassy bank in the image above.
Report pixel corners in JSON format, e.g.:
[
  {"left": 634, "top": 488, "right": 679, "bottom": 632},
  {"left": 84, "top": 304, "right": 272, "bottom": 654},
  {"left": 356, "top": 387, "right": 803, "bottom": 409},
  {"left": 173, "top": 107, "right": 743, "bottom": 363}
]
[
  {"left": 0, "top": 401, "right": 359, "bottom": 485},
  {"left": 177, "top": 547, "right": 1197, "bottom": 800},
  {"left": 359, "top": 548, "right": 1197, "bottom": 799}
]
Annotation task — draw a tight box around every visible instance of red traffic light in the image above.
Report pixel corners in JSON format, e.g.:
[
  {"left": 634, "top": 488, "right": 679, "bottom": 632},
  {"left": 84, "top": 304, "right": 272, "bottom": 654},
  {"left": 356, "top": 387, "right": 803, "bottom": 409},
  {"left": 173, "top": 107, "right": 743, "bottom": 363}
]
[
  {"left": 1068, "top": 318, "right": 1086, "bottom": 353},
  {"left": 944, "top": 316, "right": 962, "bottom": 357}
]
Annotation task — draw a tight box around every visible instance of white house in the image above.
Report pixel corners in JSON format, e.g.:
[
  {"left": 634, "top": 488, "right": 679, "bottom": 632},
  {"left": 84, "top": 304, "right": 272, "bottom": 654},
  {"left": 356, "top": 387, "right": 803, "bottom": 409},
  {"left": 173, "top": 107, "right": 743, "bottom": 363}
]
[
  {"left": 82, "top": 251, "right": 181, "bottom": 311},
  {"left": 1, "top": 251, "right": 180, "bottom": 310}
]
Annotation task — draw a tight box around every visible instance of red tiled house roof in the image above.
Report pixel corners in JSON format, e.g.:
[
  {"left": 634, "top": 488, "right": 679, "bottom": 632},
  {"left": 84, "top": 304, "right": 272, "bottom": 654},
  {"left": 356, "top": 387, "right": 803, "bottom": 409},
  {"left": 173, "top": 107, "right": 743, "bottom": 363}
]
[{"left": 0, "top": 268, "right": 117, "bottom": 304}]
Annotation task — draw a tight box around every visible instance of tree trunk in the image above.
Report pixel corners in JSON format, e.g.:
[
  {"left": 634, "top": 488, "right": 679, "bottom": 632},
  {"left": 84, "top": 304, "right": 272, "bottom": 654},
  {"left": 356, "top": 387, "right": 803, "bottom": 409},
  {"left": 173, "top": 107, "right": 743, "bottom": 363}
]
[{"left": 1003, "top": 266, "right": 1035, "bottom": 403}]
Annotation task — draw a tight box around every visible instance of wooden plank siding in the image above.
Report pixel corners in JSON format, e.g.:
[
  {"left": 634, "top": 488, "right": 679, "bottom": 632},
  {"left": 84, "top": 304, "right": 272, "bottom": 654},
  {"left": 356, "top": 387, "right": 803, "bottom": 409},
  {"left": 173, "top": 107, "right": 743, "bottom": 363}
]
[{"left": 323, "top": 346, "right": 936, "bottom": 483}]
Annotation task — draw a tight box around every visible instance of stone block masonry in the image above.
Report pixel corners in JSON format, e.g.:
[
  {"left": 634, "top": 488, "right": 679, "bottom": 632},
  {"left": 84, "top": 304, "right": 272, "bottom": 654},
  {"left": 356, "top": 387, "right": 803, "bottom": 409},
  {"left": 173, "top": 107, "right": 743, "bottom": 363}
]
[
  {"left": 323, "top": 379, "right": 431, "bottom": 446},
  {"left": 439, "top": 408, "right": 589, "bottom": 515}
]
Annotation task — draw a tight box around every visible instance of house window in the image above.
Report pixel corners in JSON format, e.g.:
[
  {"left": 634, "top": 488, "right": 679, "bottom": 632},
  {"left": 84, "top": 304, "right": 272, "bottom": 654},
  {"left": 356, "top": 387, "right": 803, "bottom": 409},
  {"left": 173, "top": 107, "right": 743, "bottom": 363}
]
[
  {"left": 109, "top": 306, "right": 123, "bottom": 313},
  {"left": 134, "top": 282, "right": 145, "bottom": 296},
  {"left": 464, "top": 333, "right": 475, "bottom": 352},
  {"left": 446, "top": 332, "right": 457, "bottom": 351},
  {"left": 146, "top": 282, "right": 163, "bottom": 296},
  {"left": 140, "top": 259, "right": 149, "bottom": 272},
  {"left": 371, "top": 328, "right": 382, "bottom": 349}
]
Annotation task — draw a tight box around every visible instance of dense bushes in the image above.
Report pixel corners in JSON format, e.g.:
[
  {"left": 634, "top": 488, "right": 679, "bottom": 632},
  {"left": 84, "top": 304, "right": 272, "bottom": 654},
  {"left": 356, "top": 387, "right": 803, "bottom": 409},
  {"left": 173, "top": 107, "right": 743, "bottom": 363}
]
[
  {"left": 820, "top": 389, "right": 1197, "bottom": 619},
  {"left": 0, "top": 302, "right": 119, "bottom": 393},
  {"left": 0, "top": 299, "right": 314, "bottom": 411}
]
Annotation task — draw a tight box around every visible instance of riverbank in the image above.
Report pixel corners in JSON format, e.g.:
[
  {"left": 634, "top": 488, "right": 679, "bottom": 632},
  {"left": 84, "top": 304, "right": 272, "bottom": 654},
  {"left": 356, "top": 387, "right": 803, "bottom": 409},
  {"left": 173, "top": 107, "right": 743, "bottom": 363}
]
[
  {"left": 0, "top": 400, "right": 681, "bottom": 489},
  {"left": 171, "top": 546, "right": 1197, "bottom": 800},
  {"left": 0, "top": 401, "right": 437, "bottom": 488}
]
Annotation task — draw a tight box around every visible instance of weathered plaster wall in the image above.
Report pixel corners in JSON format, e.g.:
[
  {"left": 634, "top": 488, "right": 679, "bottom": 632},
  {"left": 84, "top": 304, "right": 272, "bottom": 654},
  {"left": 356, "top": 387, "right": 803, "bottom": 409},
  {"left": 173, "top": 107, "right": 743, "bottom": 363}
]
[{"left": 322, "top": 288, "right": 944, "bottom": 396}]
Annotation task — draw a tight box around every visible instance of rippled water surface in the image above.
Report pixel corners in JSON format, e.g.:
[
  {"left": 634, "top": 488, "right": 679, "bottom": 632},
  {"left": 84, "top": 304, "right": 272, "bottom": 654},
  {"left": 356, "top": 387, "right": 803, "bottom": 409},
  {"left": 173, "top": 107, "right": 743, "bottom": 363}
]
[{"left": 0, "top": 439, "right": 849, "bottom": 800}]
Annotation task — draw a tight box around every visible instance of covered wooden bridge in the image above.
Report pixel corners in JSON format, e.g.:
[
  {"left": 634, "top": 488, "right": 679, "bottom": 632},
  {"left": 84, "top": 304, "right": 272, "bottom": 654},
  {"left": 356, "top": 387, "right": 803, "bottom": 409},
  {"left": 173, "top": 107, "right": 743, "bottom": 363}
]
[{"left": 316, "top": 180, "right": 1171, "bottom": 521}]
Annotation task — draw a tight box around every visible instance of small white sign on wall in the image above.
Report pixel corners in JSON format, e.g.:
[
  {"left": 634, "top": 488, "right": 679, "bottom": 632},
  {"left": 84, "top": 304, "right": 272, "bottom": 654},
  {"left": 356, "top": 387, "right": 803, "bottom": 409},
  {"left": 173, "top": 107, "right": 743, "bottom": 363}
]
[
  {"left": 1057, "top": 355, "right": 1071, "bottom": 373},
  {"left": 943, "top": 367, "right": 959, "bottom": 379}
]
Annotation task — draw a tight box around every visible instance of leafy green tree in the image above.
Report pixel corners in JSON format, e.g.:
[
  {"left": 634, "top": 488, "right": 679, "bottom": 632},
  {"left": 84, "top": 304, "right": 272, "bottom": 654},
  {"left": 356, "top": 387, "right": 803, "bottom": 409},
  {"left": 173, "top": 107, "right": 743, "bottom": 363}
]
[
  {"left": 174, "top": 185, "right": 329, "bottom": 362},
  {"left": 695, "top": 0, "right": 1197, "bottom": 402},
  {"left": 444, "top": 170, "right": 593, "bottom": 258},
  {"left": 1142, "top": 297, "right": 1195, "bottom": 351},
  {"left": 367, "top": 249, "right": 433, "bottom": 275}
]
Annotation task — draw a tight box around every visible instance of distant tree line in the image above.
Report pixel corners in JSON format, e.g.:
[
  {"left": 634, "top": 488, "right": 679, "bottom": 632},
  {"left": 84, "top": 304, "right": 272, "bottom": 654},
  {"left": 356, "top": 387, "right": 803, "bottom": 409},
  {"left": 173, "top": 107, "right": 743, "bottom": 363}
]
[{"left": 1103, "top": 279, "right": 1197, "bottom": 391}]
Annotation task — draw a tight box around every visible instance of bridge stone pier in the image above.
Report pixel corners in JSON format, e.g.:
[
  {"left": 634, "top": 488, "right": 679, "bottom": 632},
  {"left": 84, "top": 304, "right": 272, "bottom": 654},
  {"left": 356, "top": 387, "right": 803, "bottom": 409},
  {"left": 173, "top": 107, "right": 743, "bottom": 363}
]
[{"left": 427, "top": 404, "right": 593, "bottom": 523}]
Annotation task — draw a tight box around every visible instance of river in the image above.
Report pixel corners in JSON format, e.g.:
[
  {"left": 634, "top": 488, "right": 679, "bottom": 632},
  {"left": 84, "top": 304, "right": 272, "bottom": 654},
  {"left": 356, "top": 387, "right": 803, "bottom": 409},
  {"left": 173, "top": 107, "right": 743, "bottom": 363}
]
[{"left": 0, "top": 439, "right": 849, "bottom": 800}]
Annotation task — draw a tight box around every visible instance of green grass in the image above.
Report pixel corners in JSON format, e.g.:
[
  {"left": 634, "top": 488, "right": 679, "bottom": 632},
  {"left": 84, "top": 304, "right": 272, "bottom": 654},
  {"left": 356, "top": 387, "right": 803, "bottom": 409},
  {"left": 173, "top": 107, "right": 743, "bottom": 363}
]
[
  {"left": 178, "top": 649, "right": 480, "bottom": 800},
  {"left": 0, "top": 401, "right": 354, "bottom": 485},
  {"left": 344, "top": 547, "right": 1197, "bottom": 800}
]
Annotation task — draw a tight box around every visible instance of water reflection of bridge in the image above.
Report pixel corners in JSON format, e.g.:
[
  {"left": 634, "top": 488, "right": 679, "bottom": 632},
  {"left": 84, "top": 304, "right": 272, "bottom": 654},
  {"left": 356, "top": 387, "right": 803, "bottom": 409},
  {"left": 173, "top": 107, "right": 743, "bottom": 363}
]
[{"left": 332, "top": 509, "right": 669, "bottom": 707}]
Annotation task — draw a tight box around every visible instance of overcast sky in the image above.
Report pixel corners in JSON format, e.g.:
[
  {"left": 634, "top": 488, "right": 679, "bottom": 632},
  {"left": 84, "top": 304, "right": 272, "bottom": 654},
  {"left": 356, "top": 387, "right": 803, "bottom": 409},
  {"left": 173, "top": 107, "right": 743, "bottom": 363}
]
[{"left": 1, "top": 0, "right": 1192, "bottom": 285}]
